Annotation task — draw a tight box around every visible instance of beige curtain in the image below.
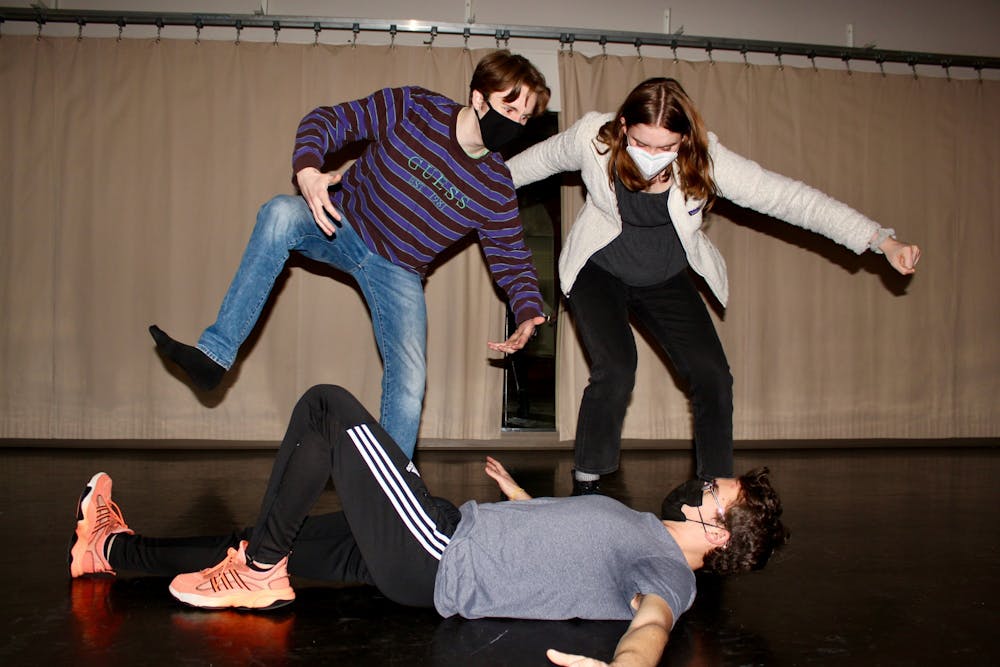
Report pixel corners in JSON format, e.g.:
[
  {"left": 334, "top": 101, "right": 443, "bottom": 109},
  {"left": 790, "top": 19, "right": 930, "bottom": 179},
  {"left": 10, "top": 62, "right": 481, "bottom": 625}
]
[
  {"left": 0, "top": 36, "right": 509, "bottom": 440},
  {"left": 556, "top": 53, "right": 1000, "bottom": 441}
]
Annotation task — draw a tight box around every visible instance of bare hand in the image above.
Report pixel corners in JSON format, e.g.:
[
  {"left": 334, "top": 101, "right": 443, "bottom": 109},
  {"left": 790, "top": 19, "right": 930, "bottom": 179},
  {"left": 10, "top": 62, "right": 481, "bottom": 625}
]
[
  {"left": 296, "top": 166, "right": 344, "bottom": 236},
  {"left": 546, "top": 649, "right": 609, "bottom": 667},
  {"left": 487, "top": 315, "right": 547, "bottom": 354},
  {"left": 484, "top": 456, "right": 530, "bottom": 500},
  {"left": 880, "top": 238, "right": 921, "bottom": 275}
]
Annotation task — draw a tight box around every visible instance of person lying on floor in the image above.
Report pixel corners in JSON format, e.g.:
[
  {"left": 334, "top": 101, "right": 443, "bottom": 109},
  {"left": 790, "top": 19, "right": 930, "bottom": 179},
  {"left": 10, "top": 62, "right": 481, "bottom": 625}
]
[{"left": 68, "top": 384, "right": 787, "bottom": 667}]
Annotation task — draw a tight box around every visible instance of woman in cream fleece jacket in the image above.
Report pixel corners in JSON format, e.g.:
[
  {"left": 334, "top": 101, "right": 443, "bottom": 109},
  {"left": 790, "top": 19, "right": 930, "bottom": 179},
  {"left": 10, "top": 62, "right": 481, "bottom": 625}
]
[{"left": 507, "top": 77, "right": 920, "bottom": 492}]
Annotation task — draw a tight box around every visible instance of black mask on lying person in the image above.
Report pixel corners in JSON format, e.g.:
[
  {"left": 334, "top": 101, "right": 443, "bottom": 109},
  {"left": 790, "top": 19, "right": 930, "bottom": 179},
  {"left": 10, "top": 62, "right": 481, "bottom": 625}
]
[{"left": 660, "top": 478, "right": 706, "bottom": 521}]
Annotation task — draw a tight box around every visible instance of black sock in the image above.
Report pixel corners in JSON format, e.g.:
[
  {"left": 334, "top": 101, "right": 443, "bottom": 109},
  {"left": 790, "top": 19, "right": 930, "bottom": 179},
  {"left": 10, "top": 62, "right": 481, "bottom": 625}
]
[{"left": 149, "top": 325, "right": 226, "bottom": 391}]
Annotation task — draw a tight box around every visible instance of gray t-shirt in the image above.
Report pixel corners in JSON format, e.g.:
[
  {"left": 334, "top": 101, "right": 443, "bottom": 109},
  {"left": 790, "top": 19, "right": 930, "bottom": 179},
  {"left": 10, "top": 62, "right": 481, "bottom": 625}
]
[
  {"left": 433, "top": 495, "right": 696, "bottom": 622},
  {"left": 591, "top": 175, "right": 688, "bottom": 286}
]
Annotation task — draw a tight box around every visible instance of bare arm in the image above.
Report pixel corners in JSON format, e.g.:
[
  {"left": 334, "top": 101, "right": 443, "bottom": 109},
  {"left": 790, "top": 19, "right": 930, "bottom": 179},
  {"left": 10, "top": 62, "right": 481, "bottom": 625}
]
[
  {"left": 484, "top": 456, "right": 533, "bottom": 501},
  {"left": 547, "top": 594, "right": 673, "bottom": 667}
]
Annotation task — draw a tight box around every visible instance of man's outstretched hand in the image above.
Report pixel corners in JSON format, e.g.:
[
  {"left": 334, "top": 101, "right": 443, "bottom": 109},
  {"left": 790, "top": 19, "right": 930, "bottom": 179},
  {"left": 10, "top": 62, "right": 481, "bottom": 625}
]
[
  {"left": 487, "top": 315, "right": 548, "bottom": 354},
  {"left": 296, "top": 166, "right": 343, "bottom": 236}
]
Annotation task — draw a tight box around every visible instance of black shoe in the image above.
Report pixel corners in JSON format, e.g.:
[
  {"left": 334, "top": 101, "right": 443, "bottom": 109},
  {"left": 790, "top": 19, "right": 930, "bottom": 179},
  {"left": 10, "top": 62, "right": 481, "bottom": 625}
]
[{"left": 571, "top": 478, "right": 602, "bottom": 496}]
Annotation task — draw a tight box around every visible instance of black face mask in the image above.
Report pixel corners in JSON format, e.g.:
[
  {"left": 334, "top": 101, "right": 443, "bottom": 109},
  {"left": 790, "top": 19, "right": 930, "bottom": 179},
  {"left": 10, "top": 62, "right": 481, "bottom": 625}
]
[
  {"left": 660, "top": 478, "right": 705, "bottom": 521},
  {"left": 477, "top": 98, "right": 525, "bottom": 152}
]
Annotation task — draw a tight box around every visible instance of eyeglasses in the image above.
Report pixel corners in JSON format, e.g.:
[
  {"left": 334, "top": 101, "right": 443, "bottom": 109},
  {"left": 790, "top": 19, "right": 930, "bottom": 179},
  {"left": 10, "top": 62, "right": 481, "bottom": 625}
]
[{"left": 691, "top": 480, "right": 726, "bottom": 535}]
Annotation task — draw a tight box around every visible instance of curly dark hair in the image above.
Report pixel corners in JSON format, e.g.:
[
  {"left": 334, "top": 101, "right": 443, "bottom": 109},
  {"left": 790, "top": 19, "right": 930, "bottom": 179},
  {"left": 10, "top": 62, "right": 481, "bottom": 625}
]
[{"left": 701, "top": 467, "right": 789, "bottom": 575}]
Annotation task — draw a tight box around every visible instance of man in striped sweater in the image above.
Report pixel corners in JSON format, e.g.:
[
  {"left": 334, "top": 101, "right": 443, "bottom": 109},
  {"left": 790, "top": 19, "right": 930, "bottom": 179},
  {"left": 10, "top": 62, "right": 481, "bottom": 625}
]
[{"left": 150, "top": 51, "right": 550, "bottom": 459}]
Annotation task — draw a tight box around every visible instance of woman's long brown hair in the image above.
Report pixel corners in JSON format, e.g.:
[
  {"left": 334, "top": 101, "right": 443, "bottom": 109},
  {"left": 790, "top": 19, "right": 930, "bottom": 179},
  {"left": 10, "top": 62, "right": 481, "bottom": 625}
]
[{"left": 596, "top": 77, "right": 716, "bottom": 205}]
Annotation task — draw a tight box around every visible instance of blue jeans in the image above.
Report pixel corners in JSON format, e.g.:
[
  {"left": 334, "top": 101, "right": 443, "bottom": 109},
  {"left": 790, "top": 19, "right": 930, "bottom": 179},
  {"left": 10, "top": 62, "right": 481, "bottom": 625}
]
[{"left": 198, "top": 195, "right": 427, "bottom": 458}]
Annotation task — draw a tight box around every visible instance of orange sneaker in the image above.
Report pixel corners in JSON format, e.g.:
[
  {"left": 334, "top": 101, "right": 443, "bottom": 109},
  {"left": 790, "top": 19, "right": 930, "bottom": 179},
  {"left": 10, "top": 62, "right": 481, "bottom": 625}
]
[
  {"left": 168, "top": 541, "right": 295, "bottom": 611},
  {"left": 69, "top": 472, "right": 134, "bottom": 577}
]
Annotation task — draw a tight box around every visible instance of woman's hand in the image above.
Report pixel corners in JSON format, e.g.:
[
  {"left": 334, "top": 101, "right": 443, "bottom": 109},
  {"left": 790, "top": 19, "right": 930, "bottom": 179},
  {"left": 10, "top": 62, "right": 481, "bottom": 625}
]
[{"left": 880, "top": 238, "right": 921, "bottom": 275}]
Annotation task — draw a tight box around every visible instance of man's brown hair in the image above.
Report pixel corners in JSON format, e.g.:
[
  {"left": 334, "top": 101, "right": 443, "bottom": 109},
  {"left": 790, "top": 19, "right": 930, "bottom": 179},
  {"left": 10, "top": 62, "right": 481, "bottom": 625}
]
[{"left": 469, "top": 50, "right": 550, "bottom": 116}]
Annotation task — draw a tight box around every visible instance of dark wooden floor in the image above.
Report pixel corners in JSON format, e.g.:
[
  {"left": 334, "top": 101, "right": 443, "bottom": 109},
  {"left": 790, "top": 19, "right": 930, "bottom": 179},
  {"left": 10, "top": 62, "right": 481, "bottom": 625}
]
[{"left": 1, "top": 443, "right": 997, "bottom": 666}]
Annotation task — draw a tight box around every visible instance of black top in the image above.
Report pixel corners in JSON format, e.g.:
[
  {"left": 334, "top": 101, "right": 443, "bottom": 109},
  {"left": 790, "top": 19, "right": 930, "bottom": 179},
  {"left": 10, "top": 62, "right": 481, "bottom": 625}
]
[{"left": 592, "top": 175, "right": 688, "bottom": 287}]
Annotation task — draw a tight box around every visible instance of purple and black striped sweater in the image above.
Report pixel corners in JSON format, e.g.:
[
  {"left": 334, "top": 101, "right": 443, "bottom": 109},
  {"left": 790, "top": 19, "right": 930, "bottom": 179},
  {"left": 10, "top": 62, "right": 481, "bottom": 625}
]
[{"left": 292, "top": 86, "right": 544, "bottom": 324}]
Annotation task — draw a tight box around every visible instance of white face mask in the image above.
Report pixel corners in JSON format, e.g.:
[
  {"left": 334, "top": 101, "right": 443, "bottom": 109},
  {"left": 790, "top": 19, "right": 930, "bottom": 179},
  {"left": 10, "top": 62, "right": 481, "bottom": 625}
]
[{"left": 625, "top": 145, "right": 678, "bottom": 180}]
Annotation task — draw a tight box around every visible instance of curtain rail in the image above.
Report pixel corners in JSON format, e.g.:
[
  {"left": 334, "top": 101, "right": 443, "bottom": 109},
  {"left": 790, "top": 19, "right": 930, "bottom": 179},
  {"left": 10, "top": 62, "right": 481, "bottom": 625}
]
[{"left": 2, "top": 7, "right": 998, "bottom": 72}]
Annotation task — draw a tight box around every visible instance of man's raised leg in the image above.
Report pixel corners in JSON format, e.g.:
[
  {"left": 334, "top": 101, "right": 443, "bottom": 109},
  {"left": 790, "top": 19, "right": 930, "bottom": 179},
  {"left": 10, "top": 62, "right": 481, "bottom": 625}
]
[{"left": 151, "top": 195, "right": 329, "bottom": 391}]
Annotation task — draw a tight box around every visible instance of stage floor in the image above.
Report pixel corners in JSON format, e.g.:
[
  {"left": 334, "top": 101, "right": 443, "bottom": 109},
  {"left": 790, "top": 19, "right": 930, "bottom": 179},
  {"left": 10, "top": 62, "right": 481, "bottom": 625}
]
[{"left": 1, "top": 444, "right": 997, "bottom": 666}]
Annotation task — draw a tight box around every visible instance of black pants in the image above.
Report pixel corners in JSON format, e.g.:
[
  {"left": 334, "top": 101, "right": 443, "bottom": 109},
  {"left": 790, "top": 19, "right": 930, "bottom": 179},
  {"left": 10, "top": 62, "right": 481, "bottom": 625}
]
[
  {"left": 109, "top": 385, "right": 461, "bottom": 608},
  {"left": 568, "top": 262, "right": 734, "bottom": 479}
]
